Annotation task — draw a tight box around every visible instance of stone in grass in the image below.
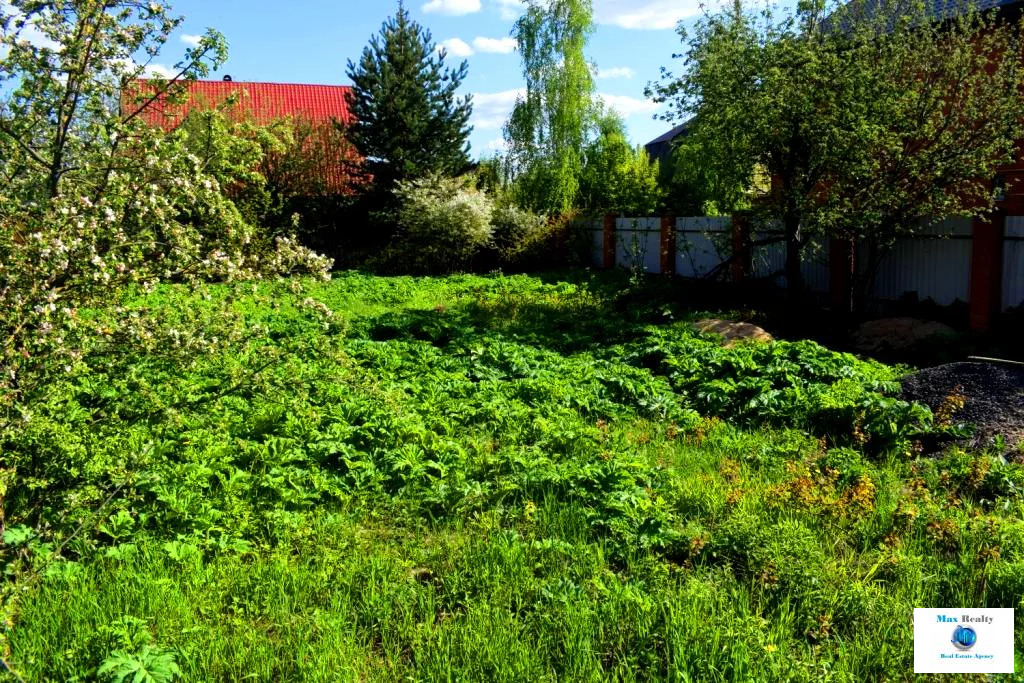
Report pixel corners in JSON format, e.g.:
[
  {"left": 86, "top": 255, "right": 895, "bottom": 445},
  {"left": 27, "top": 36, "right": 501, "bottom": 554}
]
[
  {"left": 852, "top": 317, "right": 957, "bottom": 354},
  {"left": 693, "top": 319, "right": 773, "bottom": 345}
]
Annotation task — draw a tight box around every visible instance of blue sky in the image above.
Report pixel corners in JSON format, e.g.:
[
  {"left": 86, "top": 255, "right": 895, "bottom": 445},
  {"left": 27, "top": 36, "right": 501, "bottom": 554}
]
[{"left": 160, "top": 0, "right": 710, "bottom": 158}]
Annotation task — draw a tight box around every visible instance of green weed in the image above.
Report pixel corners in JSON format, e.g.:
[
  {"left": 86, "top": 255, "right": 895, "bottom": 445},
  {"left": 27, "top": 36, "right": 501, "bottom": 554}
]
[{"left": 2, "top": 271, "right": 1022, "bottom": 681}]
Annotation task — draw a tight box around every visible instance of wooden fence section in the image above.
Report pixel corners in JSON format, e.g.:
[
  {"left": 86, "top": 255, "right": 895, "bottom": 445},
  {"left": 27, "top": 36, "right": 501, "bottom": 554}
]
[{"left": 589, "top": 214, "right": 1024, "bottom": 330}]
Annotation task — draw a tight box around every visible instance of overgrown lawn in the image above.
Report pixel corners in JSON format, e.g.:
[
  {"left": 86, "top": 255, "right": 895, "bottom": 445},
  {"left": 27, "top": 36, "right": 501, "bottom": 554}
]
[{"left": 3, "top": 271, "right": 1022, "bottom": 681}]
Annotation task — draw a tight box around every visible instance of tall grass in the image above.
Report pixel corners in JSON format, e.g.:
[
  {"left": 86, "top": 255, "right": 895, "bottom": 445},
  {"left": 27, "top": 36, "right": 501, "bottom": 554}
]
[{"left": 2, "top": 271, "right": 1021, "bottom": 681}]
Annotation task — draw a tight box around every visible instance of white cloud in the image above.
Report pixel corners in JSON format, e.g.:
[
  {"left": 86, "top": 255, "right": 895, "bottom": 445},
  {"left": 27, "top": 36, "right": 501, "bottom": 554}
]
[
  {"left": 145, "top": 63, "right": 177, "bottom": 79},
  {"left": 180, "top": 33, "right": 203, "bottom": 47},
  {"left": 0, "top": 2, "right": 61, "bottom": 52},
  {"left": 598, "top": 93, "right": 660, "bottom": 118},
  {"left": 472, "top": 36, "right": 517, "bottom": 54},
  {"left": 423, "top": 0, "right": 482, "bottom": 16},
  {"left": 111, "top": 57, "right": 177, "bottom": 79},
  {"left": 484, "top": 136, "right": 509, "bottom": 151},
  {"left": 493, "top": 0, "right": 701, "bottom": 30},
  {"left": 593, "top": 0, "right": 702, "bottom": 30},
  {"left": 495, "top": 0, "right": 524, "bottom": 21},
  {"left": 597, "top": 66, "right": 634, "bottom": 80},
  {"left": 471, "top": 88, "right": 524, "bottom": 130},
  {"left": 471, "top": 89, "right": 658, "bottom": 134},
  {"left": 438, "top": 37, "right": 474, "bottom": 57}
]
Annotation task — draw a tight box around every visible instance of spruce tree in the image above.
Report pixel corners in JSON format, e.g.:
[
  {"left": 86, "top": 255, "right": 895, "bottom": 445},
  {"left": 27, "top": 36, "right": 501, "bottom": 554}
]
[{"left": 345, "top": 3, "right": 473, "bottom": 193}]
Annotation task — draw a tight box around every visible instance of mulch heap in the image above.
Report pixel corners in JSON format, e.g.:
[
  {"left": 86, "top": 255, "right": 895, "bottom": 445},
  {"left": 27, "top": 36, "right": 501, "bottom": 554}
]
[
  {"left": 852, "top": 317, "right": 958, "bottom": 354},
  {"left": 901, "top": 361, "right": 1024, "bottom": 452}
]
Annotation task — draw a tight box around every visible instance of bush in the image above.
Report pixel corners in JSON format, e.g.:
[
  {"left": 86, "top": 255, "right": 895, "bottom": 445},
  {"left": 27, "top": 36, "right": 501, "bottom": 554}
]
[
  {"left": 176, "top": 110, "right": 367, "bottom": 259},
  {"left": 0, "top": 3, "right": 331, "bottom": 453},
  {"left": 391, "top": 174, "right": 495, "bottom": 273},
  {"left": 578, "top": 113, "right": 664, "bottom": 216},
  {"left": 619, "top": 329, "right": 931, "bottom": 455},
  {"left": 490, "top": 202, "right": 549, "bottom": 260}
]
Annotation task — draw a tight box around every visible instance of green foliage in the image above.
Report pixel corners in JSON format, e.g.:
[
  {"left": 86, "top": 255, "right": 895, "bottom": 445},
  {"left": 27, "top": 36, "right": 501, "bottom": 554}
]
[
  {"left": 175, "top": 108, "right": 366, "bottom": 253},
  {"left": 618, "top": 326, "right": 931, "bottom": 454},
  {"left": 504, "top": 0, "right": 598, "bottom": 214},
  {"left": 0, "top": 2, "right": 334, "bottom": 449},
  {"left": 661, "top": 134, "right": 753, "bottom": 216},
  {"left": 345, "top": 3, "right": 473, "bottom": 194},
  {"left": 578, "top": 113, "right": 663, "bottom": 216},
  {"left": 99, "top": 646, "right": 181, "bottom": 683},
  {"left": 648, "top": 0, "right": 1024, "bottom": 299},
  {"left": 489, "top": 201, "right": 550, "bottom": 261},
  {"left": 389, "top": 174, "right": 495, "bottom": 273},
  {"left": 3, "top": 271, "right": 1023, "bottom": 680},
  {"left": 174, "top": 108, "right": 277, "bottom": 227}
]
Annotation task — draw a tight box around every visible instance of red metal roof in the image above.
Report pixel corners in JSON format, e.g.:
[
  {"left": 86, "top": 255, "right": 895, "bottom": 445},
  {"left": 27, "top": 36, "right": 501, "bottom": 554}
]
[
  {"left": 128, "top": 79, "right": 353, "bottom": 129},
  {"left": 123, "top": 79, "right": 364, "bottom": 195}
]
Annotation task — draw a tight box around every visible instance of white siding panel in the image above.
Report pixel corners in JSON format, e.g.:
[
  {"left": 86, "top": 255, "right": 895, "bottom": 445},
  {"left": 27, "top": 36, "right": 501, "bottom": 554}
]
[
  {"left": 922, "top": 216, "right": 973, "bottom": 237},
  {"left": 1004, "top": 236, "right": 1024, "bottom": 311},
  {"left": 1003, "top": 217, "right": 1024, "bottom": 310},
  {"left": 802, "top": 240, "right": 830, "bottom": 293},
  {"left": 675, "top": 217, "right": 730, "bottom": 277},
  {"left": 590, "top": 229, "right": 604, "bottom": 267},
  {"left": 614, "top": 217, "right": 661, "bottom": 273},
  {"left": 871, "top": 237, "right": 972, "bottom": 305},
  {"left": 752, "top": 243, "right": 786, "bottom": 281},
  {"left": 1003, "top": 216, "right": 1024, "bottom": 238}
]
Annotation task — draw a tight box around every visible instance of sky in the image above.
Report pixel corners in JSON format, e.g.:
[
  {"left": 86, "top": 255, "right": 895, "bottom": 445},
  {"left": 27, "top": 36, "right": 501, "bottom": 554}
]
[{"left": 156, "top": 0, "right": 712, "bottom": 158}]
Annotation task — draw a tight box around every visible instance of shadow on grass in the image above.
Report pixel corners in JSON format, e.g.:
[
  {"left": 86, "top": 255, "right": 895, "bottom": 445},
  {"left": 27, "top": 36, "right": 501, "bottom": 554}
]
[
  {"left": 362, "top": 275, "right": 680, "bottom": 355},
  {"left": 357, "top": 268, "right": 792, "bottom": 358}
]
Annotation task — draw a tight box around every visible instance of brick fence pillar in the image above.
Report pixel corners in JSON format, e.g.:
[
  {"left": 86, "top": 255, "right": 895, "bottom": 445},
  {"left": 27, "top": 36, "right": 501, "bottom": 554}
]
[
  {"left": 969, "top": 214, "right": 1005, "bottom": 331},
  {"left": 660, "top": 216, "right": 676, "bottom": 276},
  {"left": 829, "top": 238, "right": 856, "bottom": 313},
  {"left": 730, "top": 214, "right": 752, "bottom": 282},
  {"left": 602, "top": 214, "right": 616, "bottom": 269}
]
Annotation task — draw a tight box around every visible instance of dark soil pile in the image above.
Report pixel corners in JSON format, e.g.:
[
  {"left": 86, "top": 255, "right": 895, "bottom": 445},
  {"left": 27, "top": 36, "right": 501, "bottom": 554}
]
[{"left": 901, "top": 361, "right": 1024, "bottom": 450}]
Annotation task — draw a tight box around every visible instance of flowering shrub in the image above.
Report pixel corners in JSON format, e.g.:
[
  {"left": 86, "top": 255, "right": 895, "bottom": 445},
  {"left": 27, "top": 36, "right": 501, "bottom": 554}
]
[
  {"left": 392, "top": 173, "right": 494, "bottom": 273},
  {"left": 0, "top": 2, "right": 331, "bottom": 432},
  {"left": 177, "top": 109, "right": 367, "bottom": 254},
  {"left": 490, "top": 201, "right": 549, "bottom": 260}
]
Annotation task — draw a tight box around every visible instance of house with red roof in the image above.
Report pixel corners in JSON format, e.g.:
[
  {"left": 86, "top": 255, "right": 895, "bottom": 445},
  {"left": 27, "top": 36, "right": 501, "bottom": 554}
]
[{"left": 124, "top": 77, "right": 362, "bottom": 195}]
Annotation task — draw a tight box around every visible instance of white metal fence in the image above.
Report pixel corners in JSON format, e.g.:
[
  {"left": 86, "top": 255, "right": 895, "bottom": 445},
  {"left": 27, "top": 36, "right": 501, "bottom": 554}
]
[
  {"left": 614, "top": 218, "right": 661, "bottom": 273},
  {"left": 590, "top": 215, "right": 1022, "bottom": 311},
  {"left": 1005, "top": 217, "right": 1024, "bottom": 311},
  {"left": 675, "top": 217, "right": 731, "bottom": 277},
  {"left": 868, "top": 218, "right": 973, "bottom": 306}
]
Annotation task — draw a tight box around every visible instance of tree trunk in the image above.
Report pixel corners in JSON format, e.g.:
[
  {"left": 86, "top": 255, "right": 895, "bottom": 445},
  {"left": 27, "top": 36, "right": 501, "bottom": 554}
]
[{"left": 852, "top": 239, "right": 884, "bottom": 313}]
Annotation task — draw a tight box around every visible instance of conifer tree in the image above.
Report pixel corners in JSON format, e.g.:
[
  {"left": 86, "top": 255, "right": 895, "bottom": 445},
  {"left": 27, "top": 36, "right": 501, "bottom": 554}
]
[{"left": 345, "top": 2, "right": 473, "bottom": 193}]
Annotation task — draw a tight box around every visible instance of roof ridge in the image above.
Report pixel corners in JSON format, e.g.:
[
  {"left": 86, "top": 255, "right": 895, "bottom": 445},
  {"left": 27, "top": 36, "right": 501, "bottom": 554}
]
[{"left": 135, "top": 78, "right": 352, "bottom": 88}]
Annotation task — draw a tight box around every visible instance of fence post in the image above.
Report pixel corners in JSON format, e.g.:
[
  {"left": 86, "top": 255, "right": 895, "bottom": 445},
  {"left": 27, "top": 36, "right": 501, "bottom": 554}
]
[
  {"left": 602, "top": 214, "right": 616, "bottom": 269},
  {"left": 969, "top": 214, "right": 1005, "bottom": 331},
  {"left": 829, "top": 238, "right": 856, "bottom": 313},
  {"left": 730, "top": 213, "right": 751, "bottom": 282},
  {"left": 660, "top": 216, "right": 676, "bottom": 276}
]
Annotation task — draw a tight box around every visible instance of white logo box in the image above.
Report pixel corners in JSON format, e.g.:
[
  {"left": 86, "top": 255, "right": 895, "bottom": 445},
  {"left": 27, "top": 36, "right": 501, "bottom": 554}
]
[{"left": 914, "top": 608, "right": 1015, "bottom": 674}]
